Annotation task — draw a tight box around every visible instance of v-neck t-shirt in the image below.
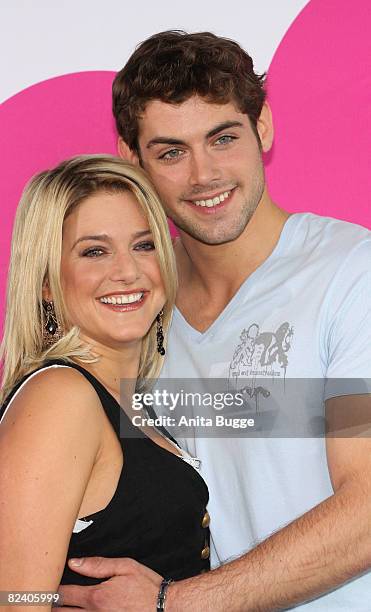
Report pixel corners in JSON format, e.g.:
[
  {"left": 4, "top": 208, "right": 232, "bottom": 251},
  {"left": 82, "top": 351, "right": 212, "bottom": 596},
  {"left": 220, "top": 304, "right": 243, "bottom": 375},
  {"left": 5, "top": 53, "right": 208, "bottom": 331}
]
[{"left": 158, "top": 213, "right": 371, "bottom": 610}]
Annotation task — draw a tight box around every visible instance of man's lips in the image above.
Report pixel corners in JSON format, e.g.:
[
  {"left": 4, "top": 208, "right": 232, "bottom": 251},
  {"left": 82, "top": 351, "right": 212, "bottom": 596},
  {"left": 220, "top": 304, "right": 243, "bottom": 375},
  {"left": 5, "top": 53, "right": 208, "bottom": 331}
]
[{"left": 184, "top": 187, "right": 236, "bottom": 214}]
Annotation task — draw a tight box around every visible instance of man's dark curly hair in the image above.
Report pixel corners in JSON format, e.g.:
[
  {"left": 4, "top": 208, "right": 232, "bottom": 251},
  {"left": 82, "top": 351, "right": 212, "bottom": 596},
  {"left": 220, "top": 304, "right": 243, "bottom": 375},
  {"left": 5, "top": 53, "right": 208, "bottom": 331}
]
[{"left": 113, "top": 30, "right": 266, "bottom": 153}]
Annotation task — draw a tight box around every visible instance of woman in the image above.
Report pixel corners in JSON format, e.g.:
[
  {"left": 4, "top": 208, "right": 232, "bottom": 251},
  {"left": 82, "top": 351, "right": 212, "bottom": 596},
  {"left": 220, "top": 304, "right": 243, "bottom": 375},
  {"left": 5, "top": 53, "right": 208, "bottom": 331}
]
[{"left": 0, "top": 156, "right": 210, "bottom": 606}]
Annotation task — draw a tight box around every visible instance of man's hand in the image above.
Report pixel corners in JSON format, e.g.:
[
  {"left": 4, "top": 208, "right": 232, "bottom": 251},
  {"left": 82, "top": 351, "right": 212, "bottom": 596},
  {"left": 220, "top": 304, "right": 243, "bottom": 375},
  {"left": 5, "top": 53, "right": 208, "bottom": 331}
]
[
  {"left": 57, "top": 557, "right": 163, "bottom": 611},
  {"left": 55, "top": 399, "right": 371, "bottom": 612}
]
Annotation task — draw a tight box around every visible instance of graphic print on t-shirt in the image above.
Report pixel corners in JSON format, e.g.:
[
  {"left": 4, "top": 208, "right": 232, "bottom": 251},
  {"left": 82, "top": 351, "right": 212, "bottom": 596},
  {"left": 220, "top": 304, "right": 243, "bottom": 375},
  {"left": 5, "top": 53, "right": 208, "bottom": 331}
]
[
  {"left": 229, "top": 322, "right": 294, "bottom": 379},
  {"left": 228, "top": 322, "right": 294, "bottom": 415}
]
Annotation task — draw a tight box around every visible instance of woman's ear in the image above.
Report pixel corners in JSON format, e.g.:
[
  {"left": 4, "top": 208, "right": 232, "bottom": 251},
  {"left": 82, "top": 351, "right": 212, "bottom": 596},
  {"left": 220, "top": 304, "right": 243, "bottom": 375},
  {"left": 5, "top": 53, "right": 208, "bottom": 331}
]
[
  {"left": 118, "top": 138, "right": 140, "bottom": 165},
  {"left": 42, "top": 280, "right": 52, "bottom": 303},
  {"left": 256, "top": 102, "right": 274, "bottom": 153}
]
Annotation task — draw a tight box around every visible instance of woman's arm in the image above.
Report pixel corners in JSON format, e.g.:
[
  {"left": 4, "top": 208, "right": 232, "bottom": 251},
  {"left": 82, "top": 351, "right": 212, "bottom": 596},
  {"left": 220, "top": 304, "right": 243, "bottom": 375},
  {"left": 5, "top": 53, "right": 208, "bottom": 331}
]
[{"left": 0, "top": 367, "right": 103, "bottom": 611}]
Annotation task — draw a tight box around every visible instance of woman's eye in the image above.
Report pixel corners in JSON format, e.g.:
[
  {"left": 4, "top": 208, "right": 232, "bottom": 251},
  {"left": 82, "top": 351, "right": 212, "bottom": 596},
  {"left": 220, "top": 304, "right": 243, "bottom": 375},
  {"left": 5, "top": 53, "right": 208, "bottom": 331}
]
[
  {"left": 134, "top": 241, "right": 155, "bottom": 251},
  {"left": 82, "top": 248, "right": 105, "bottom": 257}
]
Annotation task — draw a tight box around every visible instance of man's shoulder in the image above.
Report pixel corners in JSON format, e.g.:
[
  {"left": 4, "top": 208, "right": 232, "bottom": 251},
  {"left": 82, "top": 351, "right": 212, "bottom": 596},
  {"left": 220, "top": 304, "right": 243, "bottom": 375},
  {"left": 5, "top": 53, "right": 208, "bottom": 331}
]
[
  {"left": 296, "top": 212, "right": 370, "bottom": 241},
  {"left": 293, "top": 213, "right": 370, "bottom": 263}
]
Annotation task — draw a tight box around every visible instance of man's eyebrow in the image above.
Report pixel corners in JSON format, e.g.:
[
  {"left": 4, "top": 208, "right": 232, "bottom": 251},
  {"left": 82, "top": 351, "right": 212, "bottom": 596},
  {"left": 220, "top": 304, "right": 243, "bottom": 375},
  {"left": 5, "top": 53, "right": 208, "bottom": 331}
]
[
  {"left": 146, "top": 121, "right": 244, "bottom": 149},
  {"left": 71, "top": 230, "right": 152, "bottom": 250},
  {"left": 206, "top": 121, "right": 244, "bottom": 139},
  {"left": 146, "top": 137, "right": 185, "bottom": 149}
]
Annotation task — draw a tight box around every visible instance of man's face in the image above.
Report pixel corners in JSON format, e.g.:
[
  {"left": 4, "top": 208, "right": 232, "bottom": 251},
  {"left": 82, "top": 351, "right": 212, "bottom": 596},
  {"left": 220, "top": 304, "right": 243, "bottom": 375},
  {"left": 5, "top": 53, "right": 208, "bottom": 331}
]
[{"left": 136, "top": 96, "right": 271, "bottom": 245}]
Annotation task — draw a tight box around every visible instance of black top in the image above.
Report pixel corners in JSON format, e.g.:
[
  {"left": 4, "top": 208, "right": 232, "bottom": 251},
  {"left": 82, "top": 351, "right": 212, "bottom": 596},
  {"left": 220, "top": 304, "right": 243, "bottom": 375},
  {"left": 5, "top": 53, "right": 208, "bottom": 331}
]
[{"left": 0, "top": 360, "right": 210, "bottom": 584}]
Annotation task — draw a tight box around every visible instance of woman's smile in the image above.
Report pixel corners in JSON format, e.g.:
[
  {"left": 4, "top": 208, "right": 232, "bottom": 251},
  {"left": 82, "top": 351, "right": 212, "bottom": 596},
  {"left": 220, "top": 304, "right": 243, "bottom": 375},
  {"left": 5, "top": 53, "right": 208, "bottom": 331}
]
[
  {"left": 60, "top": 190, "right": 166, "bottom": 350},
  {"left": 97, "top": 290, "right": 148, "bottom": 311}
]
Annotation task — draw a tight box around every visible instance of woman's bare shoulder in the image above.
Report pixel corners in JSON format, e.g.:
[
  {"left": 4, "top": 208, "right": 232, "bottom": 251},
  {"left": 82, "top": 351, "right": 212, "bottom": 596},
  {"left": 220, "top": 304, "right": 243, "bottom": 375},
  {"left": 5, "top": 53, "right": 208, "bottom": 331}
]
[
  {"left": 0, "top": 364, "right": 104, "bottom": 591},
  {"left": 1, "top": 364, "right": 103, "bottom": 431}
]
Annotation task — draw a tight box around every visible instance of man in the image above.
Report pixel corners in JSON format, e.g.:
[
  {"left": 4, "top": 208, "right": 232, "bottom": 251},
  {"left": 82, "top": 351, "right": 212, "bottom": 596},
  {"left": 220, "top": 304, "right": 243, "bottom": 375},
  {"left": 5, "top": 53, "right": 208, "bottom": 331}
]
[{"left": 60, "top": 31, "right": 371, "bottom": 610}]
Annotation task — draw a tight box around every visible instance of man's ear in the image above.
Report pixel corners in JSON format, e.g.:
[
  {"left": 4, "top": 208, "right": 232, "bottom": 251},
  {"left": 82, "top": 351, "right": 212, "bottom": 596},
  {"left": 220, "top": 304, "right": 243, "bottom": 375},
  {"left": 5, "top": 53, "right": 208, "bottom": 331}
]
[
  {"left": 256, "top": 102, "right": 274, "bottom": 153},
  {"left": 118, "top": 137, "right": 140, "bottom": 165}
]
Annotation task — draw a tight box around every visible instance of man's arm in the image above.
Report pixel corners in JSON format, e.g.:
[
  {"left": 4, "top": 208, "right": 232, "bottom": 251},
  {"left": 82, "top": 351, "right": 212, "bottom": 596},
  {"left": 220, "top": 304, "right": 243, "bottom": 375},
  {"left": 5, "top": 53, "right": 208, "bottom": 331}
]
[
  {"left": 62, "top": 394, "right": 371, "bottom": 611},
  {"left": 166, "top": 394, "right": 371, "bottom": 611}
]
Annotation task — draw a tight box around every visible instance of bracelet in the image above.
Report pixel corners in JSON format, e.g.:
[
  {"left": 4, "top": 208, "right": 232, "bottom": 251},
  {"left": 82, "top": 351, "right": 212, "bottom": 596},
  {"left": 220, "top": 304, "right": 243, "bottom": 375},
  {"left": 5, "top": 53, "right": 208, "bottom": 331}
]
[{"left": 156, "top": 578, "right": 173, "bottom": 611}]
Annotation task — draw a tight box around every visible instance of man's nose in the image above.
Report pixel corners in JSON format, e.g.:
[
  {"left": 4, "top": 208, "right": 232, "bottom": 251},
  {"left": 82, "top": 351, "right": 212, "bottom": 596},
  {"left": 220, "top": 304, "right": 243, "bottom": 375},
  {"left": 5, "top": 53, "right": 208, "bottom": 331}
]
[
  {"left": 189, "top": 149, "right": 221, "bottom": 187},
  {"left": 109, "top": 252, "right": 140, "bottom": 284}
]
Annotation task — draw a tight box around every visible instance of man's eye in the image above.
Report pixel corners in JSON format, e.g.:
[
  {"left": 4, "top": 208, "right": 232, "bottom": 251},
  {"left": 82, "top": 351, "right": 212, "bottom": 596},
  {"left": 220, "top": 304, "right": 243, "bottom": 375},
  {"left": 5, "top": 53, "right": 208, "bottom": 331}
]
[
  {"left": 215, "top": 135, "right": 236, "bottom": 145},
  {"left": 82, "top": 248, "right": 105, "bottom": 257},
  {"left": 134, "top": 241, "right": 155, "bottom": 251},
  {"left": 159, "top": 149, "right": 184, "bottom": 161}
]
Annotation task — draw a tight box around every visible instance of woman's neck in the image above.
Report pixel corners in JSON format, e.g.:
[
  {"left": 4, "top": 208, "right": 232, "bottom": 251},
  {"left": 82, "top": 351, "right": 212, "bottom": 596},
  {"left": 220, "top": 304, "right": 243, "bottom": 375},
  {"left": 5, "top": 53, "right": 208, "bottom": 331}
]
[{"left": 75, "top": 337, "right": 141, "bottom": 400}]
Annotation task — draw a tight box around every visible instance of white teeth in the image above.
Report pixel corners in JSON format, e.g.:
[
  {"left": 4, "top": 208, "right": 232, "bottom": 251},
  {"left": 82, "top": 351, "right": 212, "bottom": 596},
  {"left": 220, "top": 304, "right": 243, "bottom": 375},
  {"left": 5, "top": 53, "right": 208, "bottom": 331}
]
[
  {"left": 194, "top": 190, "right": 231, "bottom": 207},
  {"left": 99, "top": 293, "right": 143, "bottom": 305}
]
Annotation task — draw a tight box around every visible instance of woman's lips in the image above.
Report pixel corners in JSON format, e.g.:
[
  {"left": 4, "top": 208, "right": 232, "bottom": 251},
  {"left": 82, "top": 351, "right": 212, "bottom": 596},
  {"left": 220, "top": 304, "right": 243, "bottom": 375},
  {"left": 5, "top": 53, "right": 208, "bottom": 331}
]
[{"left": 97, "top": 292, "right": 147, "bottom": 312}]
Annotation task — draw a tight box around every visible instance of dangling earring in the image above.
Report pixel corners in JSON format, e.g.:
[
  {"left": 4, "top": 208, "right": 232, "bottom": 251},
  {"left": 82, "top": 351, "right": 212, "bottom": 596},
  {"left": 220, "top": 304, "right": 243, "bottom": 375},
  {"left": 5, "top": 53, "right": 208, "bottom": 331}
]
[
  {"left": 156, "top": 309, "right": 165, "bottom": 356},
  {"left": 42, "top": 300, "right": 60, "bottom": 346}
]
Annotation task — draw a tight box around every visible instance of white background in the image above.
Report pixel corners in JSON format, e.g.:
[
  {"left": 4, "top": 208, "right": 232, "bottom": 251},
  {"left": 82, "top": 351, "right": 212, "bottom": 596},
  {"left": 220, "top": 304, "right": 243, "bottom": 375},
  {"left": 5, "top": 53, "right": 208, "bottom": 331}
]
[{"left": 1, "top": 0, "right": 309, "bottom": 102}]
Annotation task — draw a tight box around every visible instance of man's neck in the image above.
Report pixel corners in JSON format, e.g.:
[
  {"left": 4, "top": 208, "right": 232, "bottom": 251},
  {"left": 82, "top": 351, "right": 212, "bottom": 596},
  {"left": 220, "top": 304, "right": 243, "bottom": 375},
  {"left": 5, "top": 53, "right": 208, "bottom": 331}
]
[{"left": 174, "top": 194, "right": 290, "bottom": 332}]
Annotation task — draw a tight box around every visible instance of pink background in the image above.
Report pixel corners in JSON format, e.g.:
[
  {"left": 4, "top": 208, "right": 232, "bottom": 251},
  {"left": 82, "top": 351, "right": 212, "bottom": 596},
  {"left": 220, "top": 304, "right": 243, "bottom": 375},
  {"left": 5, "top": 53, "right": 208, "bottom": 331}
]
[{"left": 1, "top": 0, "right": 370, "bottom": 329}]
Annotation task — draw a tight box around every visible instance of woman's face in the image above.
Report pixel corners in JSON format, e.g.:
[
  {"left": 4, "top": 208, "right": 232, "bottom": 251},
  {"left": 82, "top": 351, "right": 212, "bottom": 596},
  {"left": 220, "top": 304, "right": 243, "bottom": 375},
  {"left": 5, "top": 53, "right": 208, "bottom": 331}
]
[{"left": 59, "top": 190, "right": 166, "bottom": 351}]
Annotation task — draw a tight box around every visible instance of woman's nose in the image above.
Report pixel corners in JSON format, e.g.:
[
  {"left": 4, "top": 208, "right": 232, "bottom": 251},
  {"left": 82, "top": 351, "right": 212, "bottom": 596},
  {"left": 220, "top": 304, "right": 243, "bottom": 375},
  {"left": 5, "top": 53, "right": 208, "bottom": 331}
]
[{"left": 109, "top": 252, "right": 140, "bottom": 284}]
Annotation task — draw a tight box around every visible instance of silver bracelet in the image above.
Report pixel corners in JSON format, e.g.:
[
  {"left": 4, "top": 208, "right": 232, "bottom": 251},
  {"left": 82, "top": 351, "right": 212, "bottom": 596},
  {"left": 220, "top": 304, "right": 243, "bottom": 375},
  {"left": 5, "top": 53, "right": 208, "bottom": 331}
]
[{"left": 156, "top": 578, "right": 173, "bottom": 611}]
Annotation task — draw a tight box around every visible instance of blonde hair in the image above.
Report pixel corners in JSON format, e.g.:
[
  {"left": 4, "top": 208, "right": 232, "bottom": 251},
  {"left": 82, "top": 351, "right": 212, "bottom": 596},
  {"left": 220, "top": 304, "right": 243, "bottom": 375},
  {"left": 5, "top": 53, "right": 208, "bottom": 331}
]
[{"left": 0, "top": 155, "right": 177, "bottom": 403}]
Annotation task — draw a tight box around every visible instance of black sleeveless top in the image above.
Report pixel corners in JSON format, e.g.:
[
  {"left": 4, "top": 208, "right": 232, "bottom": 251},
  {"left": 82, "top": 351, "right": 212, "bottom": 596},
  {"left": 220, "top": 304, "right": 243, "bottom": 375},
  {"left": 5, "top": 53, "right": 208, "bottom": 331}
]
[{"left": 0, "top": 360, "right": 210, "bottom": 584}]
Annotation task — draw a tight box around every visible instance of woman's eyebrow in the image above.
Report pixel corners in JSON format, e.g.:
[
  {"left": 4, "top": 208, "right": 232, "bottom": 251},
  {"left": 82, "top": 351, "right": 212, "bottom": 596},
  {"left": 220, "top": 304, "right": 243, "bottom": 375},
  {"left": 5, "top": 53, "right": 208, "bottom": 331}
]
[
  {"left": 131, "top": 230, "right": 153, "bottom": 239},
  {"left": 71, "top": 230, "right": 153, "bottom": 250},
  {"left": 71, "top": 234, "right": 110, "bottom": 249}
]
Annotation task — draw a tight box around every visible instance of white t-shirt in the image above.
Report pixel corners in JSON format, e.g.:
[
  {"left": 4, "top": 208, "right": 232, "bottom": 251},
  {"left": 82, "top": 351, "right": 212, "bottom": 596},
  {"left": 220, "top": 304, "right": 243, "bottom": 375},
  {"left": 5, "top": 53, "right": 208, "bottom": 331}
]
[{"left": 158, "top": 213, "right": 371, "bottom": 610}]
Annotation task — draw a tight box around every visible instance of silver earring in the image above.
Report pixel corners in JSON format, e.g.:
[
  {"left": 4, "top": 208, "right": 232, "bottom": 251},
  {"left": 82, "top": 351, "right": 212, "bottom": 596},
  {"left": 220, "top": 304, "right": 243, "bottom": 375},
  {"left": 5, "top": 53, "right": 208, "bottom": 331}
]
[{"left": 43, "top": 300, "right": 60, "bottom": 345}]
